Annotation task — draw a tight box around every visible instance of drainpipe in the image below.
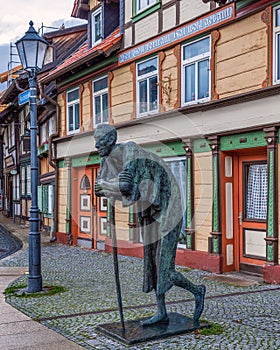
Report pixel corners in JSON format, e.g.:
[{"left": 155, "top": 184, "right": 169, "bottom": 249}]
[
  {"left": 39, "top": 82, "right": 60, "bottom": 241},
  {"left": 120, "top": 0, "right": 124, "bottom": 35},
  {"left": 0, "top": 135, "right": 4, "bottom": 210}
]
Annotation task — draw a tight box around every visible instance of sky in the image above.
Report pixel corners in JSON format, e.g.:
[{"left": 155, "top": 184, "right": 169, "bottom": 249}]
[{"left": 0, "top": 0, "right": 86, "bottom": 90}]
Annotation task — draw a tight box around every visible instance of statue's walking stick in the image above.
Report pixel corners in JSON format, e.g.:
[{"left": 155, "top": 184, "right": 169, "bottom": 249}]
[{"left": 110, "top": 197, "right": 125, "bottom": 333}]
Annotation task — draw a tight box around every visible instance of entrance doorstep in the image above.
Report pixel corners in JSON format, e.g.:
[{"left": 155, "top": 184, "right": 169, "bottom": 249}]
[
  {"left": 204, "top": 273, "right": 261, "bottom": 287},
  {"left": 263, "top": 265, "right": 280, "bottom": 284},
  {"left": 96, "top": 312, "right": 210, "bottom": 345}
]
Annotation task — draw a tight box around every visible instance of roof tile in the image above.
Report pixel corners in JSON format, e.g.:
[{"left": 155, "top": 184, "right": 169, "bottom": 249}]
[{"left": 49, "top": 28, "right": 121, "bottom": 77}]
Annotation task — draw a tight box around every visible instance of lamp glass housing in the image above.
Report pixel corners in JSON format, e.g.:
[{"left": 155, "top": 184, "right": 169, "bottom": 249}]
[{"left": 16, "top": 21, "right": 49, "bottom": 72}]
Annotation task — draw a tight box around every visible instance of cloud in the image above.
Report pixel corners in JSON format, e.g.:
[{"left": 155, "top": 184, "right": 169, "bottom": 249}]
[
  {"left": 0, "top": 0, "right": 86, "bottom": 44},
  {"left": 0, "top": 0, "right": 86, "bottom": 82}
]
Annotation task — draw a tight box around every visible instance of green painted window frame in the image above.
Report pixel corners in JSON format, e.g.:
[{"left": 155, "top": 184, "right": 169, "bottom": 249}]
[
  {"left": 39, "top": 184, "right": 55, "bottom": 217},
  {"left": 132, "top": 0, "right": 161, "bottom": 23}
]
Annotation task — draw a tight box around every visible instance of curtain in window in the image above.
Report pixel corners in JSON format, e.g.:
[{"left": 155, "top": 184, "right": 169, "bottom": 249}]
[{"left": 246, "top": 164, "right": 267, "bottom": 220}]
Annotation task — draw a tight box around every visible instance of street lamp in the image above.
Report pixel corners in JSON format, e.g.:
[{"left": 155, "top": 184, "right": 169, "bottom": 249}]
[{"left": 16, "top": 21, "right": 49, "bottom": 293}]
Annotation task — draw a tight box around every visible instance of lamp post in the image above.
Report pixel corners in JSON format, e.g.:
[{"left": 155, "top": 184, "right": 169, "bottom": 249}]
[{"left": 16, "top": 21, "right": 49, "bottom": 293}]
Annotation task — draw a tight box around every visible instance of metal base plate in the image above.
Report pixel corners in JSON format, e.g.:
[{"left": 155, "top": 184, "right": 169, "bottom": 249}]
[{"left": 96, "top": 312, "right": 210, "bottom": 345}]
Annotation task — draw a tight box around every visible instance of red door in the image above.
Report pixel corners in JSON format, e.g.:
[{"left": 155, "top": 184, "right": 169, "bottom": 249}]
[
  {"left": 72, "top": 166, "right": 107, "bottom": 249},
  {"left": 238, "top": 154, "right": 267, "bottom": 273}
]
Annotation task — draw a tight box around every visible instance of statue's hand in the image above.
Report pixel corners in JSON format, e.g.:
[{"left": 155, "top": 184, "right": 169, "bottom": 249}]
[{"left": 94, "top": 180, "right": 104, "bottom": 194}]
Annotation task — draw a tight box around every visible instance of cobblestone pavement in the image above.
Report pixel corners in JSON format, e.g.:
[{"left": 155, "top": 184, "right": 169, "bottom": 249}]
[
  {"left": 0, "top": 224, "right": 22, "bottom": 260},
  {"left": 1, "top": 241, "right": 280, "bottom": 350}
]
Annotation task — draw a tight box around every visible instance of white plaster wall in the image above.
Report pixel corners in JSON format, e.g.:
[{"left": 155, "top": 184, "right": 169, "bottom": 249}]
[
  {"left": 180, "top": 1, "right": 209, "bottom": 25},
  {"left": 125, "top": 0, "right": 132, "bottom": 23},
  {"left": 124, "top": 26, "right": 133, "bottom": 48},
  {"left": 57, "top": 94, "right": 280, "bottom": 159},
  {"left": 135, "top": 12, "right": 158, "bottom": 44},
  {"left": 162, "top": 5, "right": 176, "bottom": 32}
]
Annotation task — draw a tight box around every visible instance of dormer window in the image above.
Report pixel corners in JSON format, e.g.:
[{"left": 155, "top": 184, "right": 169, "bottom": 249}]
[{"left": 92, "top": 8, "right": 102, "bottom": 46}]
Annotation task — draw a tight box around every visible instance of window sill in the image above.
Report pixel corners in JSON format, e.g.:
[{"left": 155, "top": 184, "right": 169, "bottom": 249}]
[
  {"left": 91, "top": 38, "right": 102, "bottom": 48},
  {"left": 67, "top": 129, "right": 80, "bottom": 136},
  {"left": 181, "top": 98, "right": 210, "bottom": 107},
  {"left": 137, "top": 110, "right": 159, "bottom": 118},
  {"left": 132, "top": 2, "right": 161, "bottom": 23}
]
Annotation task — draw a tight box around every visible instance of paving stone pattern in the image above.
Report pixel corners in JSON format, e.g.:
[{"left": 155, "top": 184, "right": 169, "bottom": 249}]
[
  {"left": 0, "top": 224, "right": 22, "bottom": 260},
  {"left": 1, "top": 244, "right": 280, "bottom": 349}
]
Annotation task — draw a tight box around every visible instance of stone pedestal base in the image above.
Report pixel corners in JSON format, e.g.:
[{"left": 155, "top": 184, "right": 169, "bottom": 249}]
[{"left": 96, "top": 312, "right": 210, "bottom": 345}]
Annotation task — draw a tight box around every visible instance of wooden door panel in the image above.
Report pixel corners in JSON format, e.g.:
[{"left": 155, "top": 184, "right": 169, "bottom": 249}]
[{"left": 238, "top": 154, "right": 267, "bottom": 268}]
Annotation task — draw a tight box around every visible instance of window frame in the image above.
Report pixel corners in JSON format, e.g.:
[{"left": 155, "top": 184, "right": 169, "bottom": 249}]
[
  {"left": 243, "top": 161, "right": 267, "bottom": 223},
  {"left": 273, "top": 5, "right": 280, "bottom": 85},
  {"left": 181, "top": 36, "right": 211, "bottom": 106},
  {"left": 48, "top": 116, "right": 55, "bottom": 137},
  {"left": 91, "top": 7, "right": 103, "bottom": 46},
  {"left": 66, "top": 87, "right": 80, "bottom": 135},
  {"left": 164, "top": 156, "right": 187, "bottom": 249},
  {"left": 41, "top": 123, "right": 47, "bottom": 144},
  {"left": 132, "top": 0, "right": 161, "bottom": 22},
  {"left": 136, "top": 56, "right": 159, "bottom": 118},
  {"left": 20, "top": 164, "right": 31, "bottom": 197},
  {"left": 92, "top": 75, "right": 109, "bottom": 126}
]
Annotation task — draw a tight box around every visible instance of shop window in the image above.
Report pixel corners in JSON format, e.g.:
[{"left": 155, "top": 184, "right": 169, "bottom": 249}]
[
  {"left": 165, "top": 157, "right": 186, "bottom": 247},
  {"left": 273, "top": 6, "right": 280, "bottom": 84},
  {"left": 93, "top": 76, "right": 109, "bottom": 126},
  {"left": 182, "top": 36, "right": 210, "bottom": 106},
  {"left": 66, "top": 87, "right": 80, "bottom": 135},
  {"left": 136, "top": 56, "right": 158, "bottom": 117},
  {"left": 92, "top": 7, "right": 102, "bottom": 46}
]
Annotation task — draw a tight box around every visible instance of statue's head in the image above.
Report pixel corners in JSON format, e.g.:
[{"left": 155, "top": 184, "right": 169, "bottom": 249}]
[{"left": 94, "top": 124, "right": 117, "bottom": 157}]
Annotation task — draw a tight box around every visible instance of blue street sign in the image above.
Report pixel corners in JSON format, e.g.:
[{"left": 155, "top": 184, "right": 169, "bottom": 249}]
[{"left": 18, "top": 89, "right": 31, "bottom": 106}]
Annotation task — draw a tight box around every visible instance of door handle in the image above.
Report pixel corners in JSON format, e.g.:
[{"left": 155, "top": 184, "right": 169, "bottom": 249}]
[{"left": 237, "top": 212, "right": 242, "bottom": 226}]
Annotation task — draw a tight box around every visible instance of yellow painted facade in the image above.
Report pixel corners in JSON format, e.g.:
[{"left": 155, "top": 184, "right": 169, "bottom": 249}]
[
  {"left": 115, "top": 201, "right": 130, "bottom": 241},
  {"left": 194, "top": 152, "right": 213, "bottom": 252},
  {"left": 216, "top": 11, "right": 267, "bottom": 98},
  {"left": 111, "top": 65, "right": 134, "bottom": 124},
  {"left": 50, "top": 1, "right": 280, "bottom": 279},
  {"left": 57, "top": 167, "right": 68, "bottom": 233}
]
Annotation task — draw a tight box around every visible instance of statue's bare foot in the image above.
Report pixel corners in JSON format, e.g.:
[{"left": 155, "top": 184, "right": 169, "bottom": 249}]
[
  {"left": 141, "top": 313, "right": 169, "bottom": 327},
  {"left": 194, "top": 285, "right": 206, "bottom": 324}
]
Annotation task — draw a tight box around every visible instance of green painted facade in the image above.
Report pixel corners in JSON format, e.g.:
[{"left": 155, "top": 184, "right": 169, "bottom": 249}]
[
  {"left": 193, "top": 139, "right": 211, "bottom": 153},
  {"left": 58, "top": 141, "right": 185, "bottom": 169},
  {"left": 220, "top": 131, "right": 266, "bottom": 151}
]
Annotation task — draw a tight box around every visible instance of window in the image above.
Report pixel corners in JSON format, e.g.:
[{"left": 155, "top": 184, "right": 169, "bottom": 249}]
[
  {"left": 8, "top": 122, "right": 15, "bottom": 149},
  {"left": 132, "top": 0, "right": 160, "bottom": 22},
  {"left": 48, "top": 116, "right": 55, "bottom": 136},
  {"left": 273, "top": 6, "right": 280, "bottom": 84},
  {"left": 93, "top": 76, "right": 109, "bottom": 126},
  {"left": 92, "top": 8, "right": 102, "bottom": 46},
  {"left": 20, "top": 164, "right": 31, "bottom": 197},
  {"left": 244, "top": 163, "right": 267, "bottom": 221},
  {"left": 41, "top": 123, "right": 47, "bottom": 143},
  {"left": 165, "top": 157, "right": 186, "bottom": 247},
  {"left": 38, "top": 184, "right": 55, "bottom": 216},
  {"left": 66, "top": 87, "right": 80, "bottom": 134},
  {"left": 80, "top": 175, "right": 91, "bottom": 191},
  {"left": 136, "top": 57, "right": 158, "bottom": 117},
  {"left": 182, "top": 37, "right": 210, "bottom": 105},
  {"left": 137, "top": 0, "right": 157, "bottom": 13}
]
